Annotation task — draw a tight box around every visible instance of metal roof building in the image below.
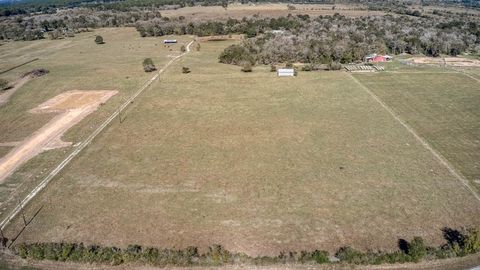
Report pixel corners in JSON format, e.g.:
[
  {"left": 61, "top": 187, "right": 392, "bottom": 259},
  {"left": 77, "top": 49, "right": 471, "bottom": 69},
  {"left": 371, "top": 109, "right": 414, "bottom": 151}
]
[{"left": 277, "top": 68, "right": 295, "bottom": 77}]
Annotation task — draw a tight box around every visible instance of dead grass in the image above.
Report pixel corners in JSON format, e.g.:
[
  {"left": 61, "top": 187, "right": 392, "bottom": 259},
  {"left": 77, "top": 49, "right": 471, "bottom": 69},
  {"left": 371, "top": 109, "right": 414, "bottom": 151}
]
[
  {"left": 160, "top": 3, "right": 385, "bottom": 21},
  {"left": 5, "top": 39, "right": 480, "bottom": 257}
]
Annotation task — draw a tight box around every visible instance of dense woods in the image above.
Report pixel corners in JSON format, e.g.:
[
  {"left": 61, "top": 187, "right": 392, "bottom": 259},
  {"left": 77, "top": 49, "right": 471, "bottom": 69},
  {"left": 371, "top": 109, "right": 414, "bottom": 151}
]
[{"left": 217, "top": 13, "right": 480, "bottom": 65}]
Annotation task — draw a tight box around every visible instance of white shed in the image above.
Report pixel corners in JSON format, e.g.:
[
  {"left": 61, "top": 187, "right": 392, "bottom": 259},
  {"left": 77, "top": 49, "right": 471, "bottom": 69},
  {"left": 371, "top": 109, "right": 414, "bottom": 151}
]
[
  {"left": 163, "top": 39, "right": 177, "bottom": 44},
  {"left": 277, "top": 68, "right": 295, "bottom": 77}
]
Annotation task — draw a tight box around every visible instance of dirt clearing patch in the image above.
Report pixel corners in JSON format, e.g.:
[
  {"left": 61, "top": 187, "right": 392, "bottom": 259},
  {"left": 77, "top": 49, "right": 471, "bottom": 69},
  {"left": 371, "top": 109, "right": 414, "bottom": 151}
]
[
  {"left": 409, "top": 57, "right": 480, "bottom": 67},
  {"left": 0, "top": 90, "right": 117, "bottom": 183}
]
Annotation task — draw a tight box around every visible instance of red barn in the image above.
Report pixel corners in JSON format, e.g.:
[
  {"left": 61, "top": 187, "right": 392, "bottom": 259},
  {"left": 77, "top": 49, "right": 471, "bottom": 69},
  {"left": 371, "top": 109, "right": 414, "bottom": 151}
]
[{"left": 365, "top": 54, "right": 393, "bottom": 63}]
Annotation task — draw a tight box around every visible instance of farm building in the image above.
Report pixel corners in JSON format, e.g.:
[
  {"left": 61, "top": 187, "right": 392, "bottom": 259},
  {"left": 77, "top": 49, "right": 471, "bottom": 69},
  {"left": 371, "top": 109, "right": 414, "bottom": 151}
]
[
  {"left": 277, "top": 68, "right": 295, "bottom": 77},
  {"left": 163, "top": 39, "right": 177, "bottom": 44},
  {"left": 364, "top": 54, "right": 392, "bottom": 62}
]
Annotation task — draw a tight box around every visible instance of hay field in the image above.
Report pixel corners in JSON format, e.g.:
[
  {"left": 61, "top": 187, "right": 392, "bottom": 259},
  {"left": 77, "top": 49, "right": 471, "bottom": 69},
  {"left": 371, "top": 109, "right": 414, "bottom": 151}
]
[
  {"left": 0, "top": 28, "right": 190, "bottom": 220},
  {"left": 6, "top": 38, "right": 480, "bottom": 256}
]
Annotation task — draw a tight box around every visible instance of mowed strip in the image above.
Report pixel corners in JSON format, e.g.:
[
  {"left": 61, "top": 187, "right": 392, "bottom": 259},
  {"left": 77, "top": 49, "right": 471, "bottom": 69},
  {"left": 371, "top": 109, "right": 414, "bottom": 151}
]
[
  {"left": 9, "top": 41, "right": 480, "bottom": 256},
  {"left": 0, "top": 90, "right": 117, "bottom": 184}
]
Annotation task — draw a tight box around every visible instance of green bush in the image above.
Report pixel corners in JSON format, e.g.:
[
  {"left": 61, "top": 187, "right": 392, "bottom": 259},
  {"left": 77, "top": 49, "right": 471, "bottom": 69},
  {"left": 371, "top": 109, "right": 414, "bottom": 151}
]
[
  {"left": 407, "top": 237, "right": 427, "bottom": 262},
  {"left": 182, "top": 66, "right": 191, "bottom": 73},
  {"left": 241, "top": 62, "right": 253, "bottom": 72},
  {"left": 143, "top": 58, "right": 156, "bottom": 72},
  {"left": 94, "top": 35, "right": 104, "bottom": 44},
  {"left": 335, "top": 246, "right": 366, "bottom": 264},
  {"left": 327, "top": 61, "right": 342, "bottom": 70},
  {"left": 205, "top": 245, "right": 231, "bottom": 265},
  {"left": 0, "top": 78, "right": 9, "bottom": 91},
  {"left": 219, "top": 44, "right": 255, "bottom": 66}
]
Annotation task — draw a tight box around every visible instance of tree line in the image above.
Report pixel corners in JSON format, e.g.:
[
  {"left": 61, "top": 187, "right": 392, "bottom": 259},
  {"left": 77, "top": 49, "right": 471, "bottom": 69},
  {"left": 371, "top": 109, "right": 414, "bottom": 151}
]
[{"left": 11, "top": 227, "right": 480, "bottom": 267}]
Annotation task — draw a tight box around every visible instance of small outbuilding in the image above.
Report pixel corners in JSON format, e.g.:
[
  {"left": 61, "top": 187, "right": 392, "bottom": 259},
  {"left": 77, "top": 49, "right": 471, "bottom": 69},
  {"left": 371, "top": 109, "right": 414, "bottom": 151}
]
[
  {"left": 163, "top": 39, "right": 177, "bottom": 44},
  {"left": 364, "top": 53, "right": 393, "bottom": 63},
  {"left": 277, "top": 68, "right": 295, "bottom": 77}
]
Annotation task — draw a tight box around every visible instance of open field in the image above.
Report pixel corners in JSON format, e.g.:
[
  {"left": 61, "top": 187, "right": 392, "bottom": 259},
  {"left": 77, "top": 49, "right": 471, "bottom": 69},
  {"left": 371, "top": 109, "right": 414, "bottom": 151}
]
[
  {"left": 0, "top": 27, "right": 191, "bottom": 220},
  {"left": 160, "top": 3, "right": 385, "bottom": 20},
  {"left": 354, "top": 72, "right": 480, "bottom": 191},
  {"left": 4, "top": 36, "right": 480, "bottom": 257}
]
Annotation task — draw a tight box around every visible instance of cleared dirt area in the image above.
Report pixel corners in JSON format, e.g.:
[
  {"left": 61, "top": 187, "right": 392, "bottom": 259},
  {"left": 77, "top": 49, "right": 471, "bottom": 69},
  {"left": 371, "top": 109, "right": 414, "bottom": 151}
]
[
  {"left": 409, "top": 56, "right": 480, "bottom": 67},
  {"left": 6, "top": 40, "right": 480, "bottom": 257},
  {"left": 0, "top": 90, "right": 117, "bottom": 184},
  {"left": 161, "top": 3, "right": 384, "bottom": 20}
]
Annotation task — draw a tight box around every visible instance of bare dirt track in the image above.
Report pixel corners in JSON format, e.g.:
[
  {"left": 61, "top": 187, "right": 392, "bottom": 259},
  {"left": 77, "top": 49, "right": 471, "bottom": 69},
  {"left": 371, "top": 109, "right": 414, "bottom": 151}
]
[{"left": 0, "top": 90, "right": 117, "bottom": 184}]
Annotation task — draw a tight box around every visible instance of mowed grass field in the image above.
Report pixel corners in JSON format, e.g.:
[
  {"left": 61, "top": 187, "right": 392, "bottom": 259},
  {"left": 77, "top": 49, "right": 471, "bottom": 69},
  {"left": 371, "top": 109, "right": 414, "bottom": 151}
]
[
  {"left": 354, "top": 72, "right": 480, "bottom": 190},
  {"left": 0, "top": 28, "right": 190, "bottom": 218},
  {"left": 6, "top": 36, "right": 480, "bottom": 256}
]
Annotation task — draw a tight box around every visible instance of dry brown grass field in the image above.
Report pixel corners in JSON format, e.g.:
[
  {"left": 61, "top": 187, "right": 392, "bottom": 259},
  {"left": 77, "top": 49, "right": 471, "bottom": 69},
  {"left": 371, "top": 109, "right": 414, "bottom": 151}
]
[
  {"left": 2, "top": 30, "right": 480, "bottom": 257},
  {"left": 160, "top": 3, "right": 385, "bottom": 21}
]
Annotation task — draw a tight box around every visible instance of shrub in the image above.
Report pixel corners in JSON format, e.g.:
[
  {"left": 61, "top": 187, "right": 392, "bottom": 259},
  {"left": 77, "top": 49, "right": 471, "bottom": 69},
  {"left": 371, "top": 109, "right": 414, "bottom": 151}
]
[
  {"left": 335, "top": 246, "right": 366, "bottom": 264},
  {"left": 180, "top": 45, "right": 186, "bottom": 52},
  {"left": 9, "top": 229, "right": 480, "bottom": 267},
  {"left": 462, "top": 228, "right": 480, "bottom": 255},
  {"left": 301, "top": 65, "right": 312, "bottom": 71},
  {"left": 270, "top": 64, "right": 276, "bottom": 72},
  {"left": 0, "top": 78, "right": 9, "bottom": 91},
  {"left": 143, "top": 58, "right": 156, "bottom": 72},
  {"left": 327, "top": 61, "right": 342, "bottom": 70},
  {"left": 407, "top": 237, "right": 427, "bottom": 262},
  {"left": 219, "top": 44, "right": 255, "bottom": 66},
  {"left": 22, "top": 68, "right": 49, "bottom": 78},
  {"left": 94, "top": 35, "right": 104, "bottom": 44},
  {"left": 29, "top": 243, "right": 45, "bottom": 260},
  {"left": 241, "top": 62, "right": 253, "bottom": 72},
  {"left": 205, "top": 245, "right": 231, "bottom": 265},
  {"left": 195, "top": 43, "right": 201, "bottom": 51},
  {"left": 300, "top": 250, "right": 330, "bottom": 264},
  {"left": 182, "top": 67, "right": 191, "bottom": 73},
  {"left": 285, "top": 61, "right": 293, "bottom": 68}
]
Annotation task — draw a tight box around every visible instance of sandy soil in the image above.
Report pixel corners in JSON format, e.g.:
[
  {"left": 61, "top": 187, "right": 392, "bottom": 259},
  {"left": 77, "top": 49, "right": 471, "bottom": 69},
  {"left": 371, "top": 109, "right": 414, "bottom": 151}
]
[
  {"left": 411, "top": 57, "right": 480, "bottom": 67},
  {"left": 0, "top": 90, "right": 117, "bottom": 184},
  {"left": 0, "top": 76, "right": 32, "bottom": 106}
]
